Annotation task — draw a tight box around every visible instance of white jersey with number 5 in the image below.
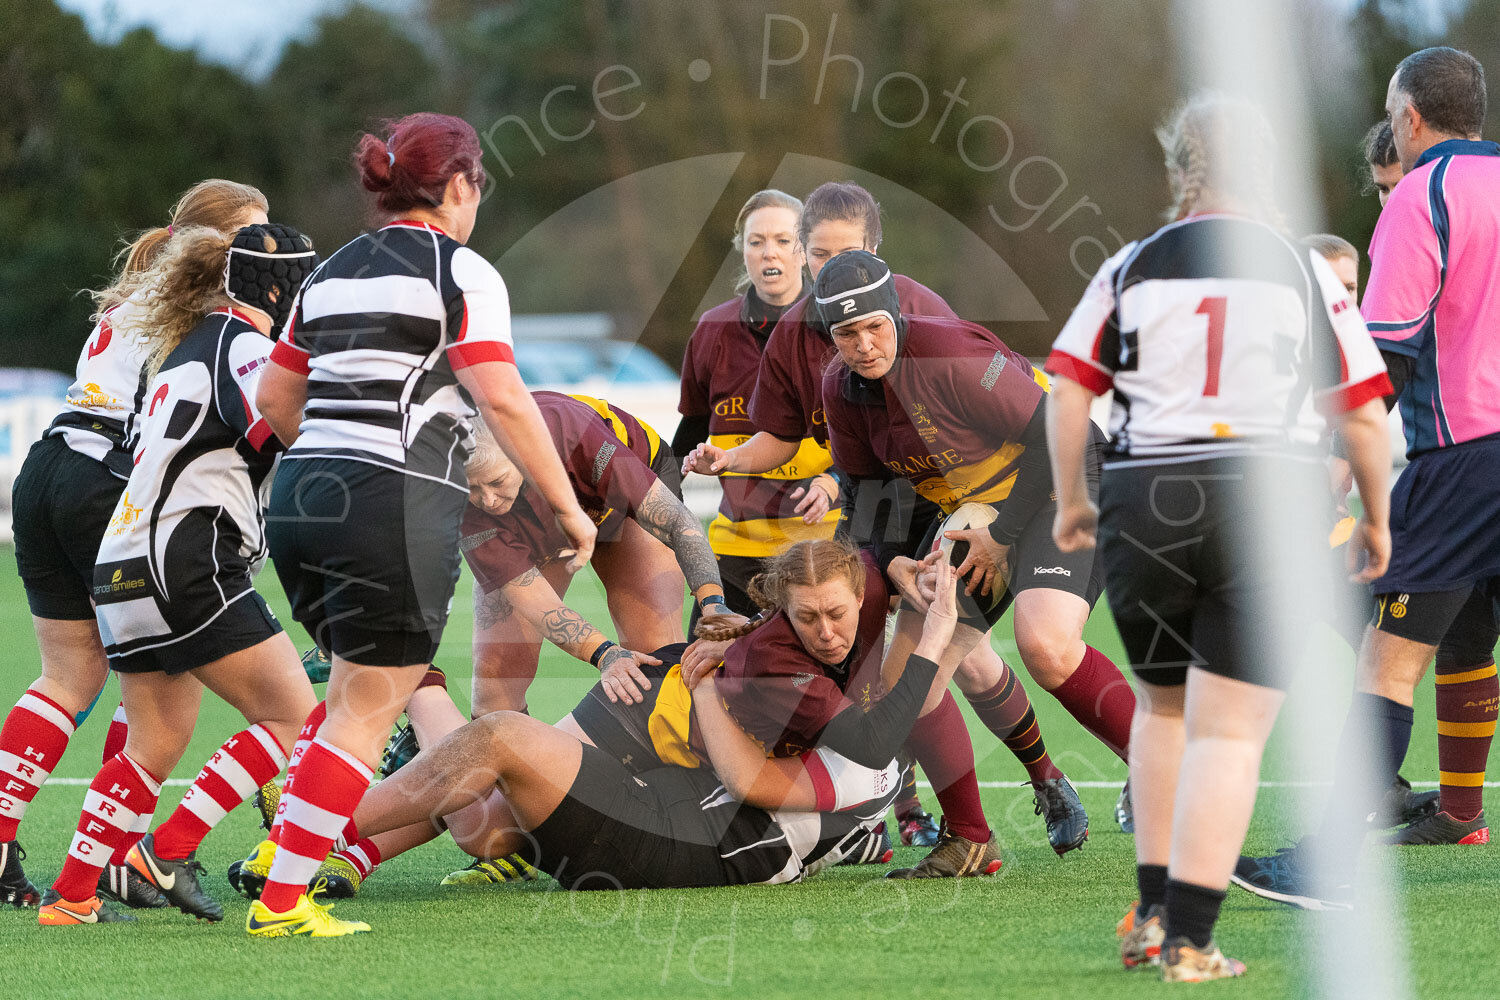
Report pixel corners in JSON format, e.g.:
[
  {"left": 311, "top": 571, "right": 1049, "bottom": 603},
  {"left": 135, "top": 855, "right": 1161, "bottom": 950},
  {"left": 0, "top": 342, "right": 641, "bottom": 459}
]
[{"left": 1046, "top": 214, "right": 1389, "bottom": 465}]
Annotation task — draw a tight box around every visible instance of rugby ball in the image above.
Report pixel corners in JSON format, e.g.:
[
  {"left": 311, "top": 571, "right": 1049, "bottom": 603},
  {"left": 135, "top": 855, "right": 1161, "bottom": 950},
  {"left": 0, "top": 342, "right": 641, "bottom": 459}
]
[{"left": 935, "top": 503, "right": 1005, "bottom": 614}]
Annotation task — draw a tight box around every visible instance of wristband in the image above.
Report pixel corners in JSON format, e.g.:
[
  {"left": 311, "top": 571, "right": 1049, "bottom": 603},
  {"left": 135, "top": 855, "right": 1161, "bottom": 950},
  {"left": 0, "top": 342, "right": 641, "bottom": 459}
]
[
  {"left": 699, "top": 594, "right": 729, "bottom": 615},
  {"left": 589, "top": 640, "right": 616, "bottom": 668}
]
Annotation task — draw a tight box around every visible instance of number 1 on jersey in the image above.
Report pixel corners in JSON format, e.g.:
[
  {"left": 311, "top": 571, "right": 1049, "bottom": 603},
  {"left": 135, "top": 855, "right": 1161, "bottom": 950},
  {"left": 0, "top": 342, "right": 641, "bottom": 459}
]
[{"left": 1197, "top": 296, "right": 1227, "bottom": 397}]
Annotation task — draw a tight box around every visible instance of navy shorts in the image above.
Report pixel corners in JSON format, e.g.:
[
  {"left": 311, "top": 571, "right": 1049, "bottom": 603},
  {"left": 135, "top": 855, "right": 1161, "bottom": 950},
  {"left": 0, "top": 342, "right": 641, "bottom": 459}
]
[{"left": 1380, "top": 437, "right": 1500, "bottom": 593}]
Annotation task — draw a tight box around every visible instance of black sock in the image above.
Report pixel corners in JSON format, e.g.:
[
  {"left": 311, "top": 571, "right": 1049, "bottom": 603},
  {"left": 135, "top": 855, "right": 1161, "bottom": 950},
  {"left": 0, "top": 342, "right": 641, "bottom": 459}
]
[
  {"left": 1319, "top": 693, "right": 1415, "bottom": 848},
  {"left": 1136, "top": 863, "right": 1168, "bottom": 917},
  {"left": 1164, "top": 879, "right": 1225, "bottom": 950}
]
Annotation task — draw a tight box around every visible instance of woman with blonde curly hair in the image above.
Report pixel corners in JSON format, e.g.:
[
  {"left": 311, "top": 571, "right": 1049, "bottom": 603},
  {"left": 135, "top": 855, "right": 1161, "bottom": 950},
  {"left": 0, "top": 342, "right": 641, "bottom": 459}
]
[
  {"left": 1, "top": 180, "right": 267, "bottom": 913},
  {"left": 38, "top": 221, "right": 323, "bottom": 928}
]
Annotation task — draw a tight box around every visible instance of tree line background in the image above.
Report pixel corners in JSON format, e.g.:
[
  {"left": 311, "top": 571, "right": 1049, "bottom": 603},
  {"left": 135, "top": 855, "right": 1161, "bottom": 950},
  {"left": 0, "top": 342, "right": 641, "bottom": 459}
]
[{"left": 2, "top": 0, "right": 1496, "bottom": 373}]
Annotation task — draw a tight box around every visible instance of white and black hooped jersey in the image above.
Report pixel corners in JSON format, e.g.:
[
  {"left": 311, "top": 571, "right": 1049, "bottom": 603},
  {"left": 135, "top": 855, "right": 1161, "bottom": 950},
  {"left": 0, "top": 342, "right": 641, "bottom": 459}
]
[
  {"left": 92, "top": 309, "right": 279, "bottom": 660},
  {"left": 1048, "top": 214, "right": 1389, "bottom": 465},
  {"left": 269, "top": 220, "right": 515, "bottom": 490},
  {"left": 44, "top": 296, "right": 152, "bottom": 480}
]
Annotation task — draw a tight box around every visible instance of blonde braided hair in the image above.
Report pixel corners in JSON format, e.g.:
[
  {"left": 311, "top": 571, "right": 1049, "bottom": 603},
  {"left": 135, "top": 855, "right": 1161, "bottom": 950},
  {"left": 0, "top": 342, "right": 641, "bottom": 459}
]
[
  {"left": 692, "top": 538, "right": 867, "bottom": 642},
  {"left": 1157, "top": 93, "right": 1288, "bottom": 231}
]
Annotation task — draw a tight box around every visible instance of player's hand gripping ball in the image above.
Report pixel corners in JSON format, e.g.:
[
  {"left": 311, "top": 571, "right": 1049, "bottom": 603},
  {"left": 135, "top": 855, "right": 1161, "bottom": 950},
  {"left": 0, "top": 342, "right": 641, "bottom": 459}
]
[{"left": 937, "top": 503, "right": 1009, "bottom": 614}]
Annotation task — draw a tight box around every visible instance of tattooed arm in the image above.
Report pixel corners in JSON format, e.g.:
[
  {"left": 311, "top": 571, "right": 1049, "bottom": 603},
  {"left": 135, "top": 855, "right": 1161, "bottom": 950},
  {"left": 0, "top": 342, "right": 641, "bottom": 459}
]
[
  {"left": 631, "top": 478, "right": 724, "bottom": 602},
  {"left": 495, "top": 564, "right": 661, "bottom": 704}
]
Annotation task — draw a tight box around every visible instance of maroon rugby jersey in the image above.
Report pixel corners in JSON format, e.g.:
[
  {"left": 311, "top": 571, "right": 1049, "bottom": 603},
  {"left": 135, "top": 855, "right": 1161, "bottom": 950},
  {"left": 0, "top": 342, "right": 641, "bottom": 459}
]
[
  {"left": 716, "top": 551, "right": 890, "bottom": 757},
  {"left": 821, "top": 316, "right": 1046, "bottom": 513},
  {"left": 749, "top": 274, "right": 957, "bottom": 446},
  {"left": 460, "top": 391, "right": 660, "bottom": 591},
  {"left": 680, "top": 294, "right": 838, "bottom": 557}
]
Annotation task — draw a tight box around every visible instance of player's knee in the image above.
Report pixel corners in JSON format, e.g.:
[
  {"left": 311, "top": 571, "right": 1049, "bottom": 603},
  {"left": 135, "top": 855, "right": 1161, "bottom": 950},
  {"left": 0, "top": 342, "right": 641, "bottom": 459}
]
[
  {"left": 1015, "top": 625, "right": 1083, "bottom": 688},
  {"left": 477, "top": 710, "right": 530, "bottom": 760},
  {"left": 1435, "top": 633, "right": 1496, "bottom": 674}
]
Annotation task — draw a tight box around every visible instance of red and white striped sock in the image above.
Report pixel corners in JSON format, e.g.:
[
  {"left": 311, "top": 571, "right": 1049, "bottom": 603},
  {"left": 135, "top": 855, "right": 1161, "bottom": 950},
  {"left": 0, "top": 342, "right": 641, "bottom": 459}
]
[
  {"left": 112, "top": 809, "right": 153, "bottom": 866},
  {"left": 269, "top": 701, "right": 327, "bottom": 845},
  {"left": 260, "top": 737, "right": 372, "bottom": 913},
  {"left": 101, "top": 703, "right": 129, "bottom": 763},
  {"left": 334, "top": 838, "right": 383, "bottom": 879},
  {"left": 153, "top": 725, "right": 288, "bottom": 860},
  {"left": 0, "top": 689, "right": 76, "bottom": 841},
  {"left": 52, "top": 752, "right": 161, "bottom": 903}
]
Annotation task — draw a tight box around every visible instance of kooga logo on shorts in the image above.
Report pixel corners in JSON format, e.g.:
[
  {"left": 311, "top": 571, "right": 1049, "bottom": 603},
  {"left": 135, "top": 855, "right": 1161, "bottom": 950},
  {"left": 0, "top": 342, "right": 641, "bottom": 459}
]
[{"left": 1033, "top": 566, "right": 1071, "bottom": 577}]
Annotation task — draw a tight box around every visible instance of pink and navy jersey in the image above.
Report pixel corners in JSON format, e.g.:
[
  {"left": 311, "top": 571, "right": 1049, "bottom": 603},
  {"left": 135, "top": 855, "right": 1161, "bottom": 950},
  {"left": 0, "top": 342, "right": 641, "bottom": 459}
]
[
  {"left": 1048, "top": 214, "right": 1390, "bottom": 464},
  {"left": 1362, "top": 139, "right": 1500, "bottom": 457}
]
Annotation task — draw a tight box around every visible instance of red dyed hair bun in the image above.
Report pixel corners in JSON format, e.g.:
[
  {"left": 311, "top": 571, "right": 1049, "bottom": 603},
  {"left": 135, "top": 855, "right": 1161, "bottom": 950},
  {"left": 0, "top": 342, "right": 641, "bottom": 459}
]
[{"left": 354, "top": 113, "right": 485, "bottom": 213}]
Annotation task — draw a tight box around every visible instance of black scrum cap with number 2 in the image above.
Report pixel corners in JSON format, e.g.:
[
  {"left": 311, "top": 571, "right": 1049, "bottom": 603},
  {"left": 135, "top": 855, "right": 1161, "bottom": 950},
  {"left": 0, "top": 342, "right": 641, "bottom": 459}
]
[{"left": 813, "top": 250, "right": 899, "bottom": 334}]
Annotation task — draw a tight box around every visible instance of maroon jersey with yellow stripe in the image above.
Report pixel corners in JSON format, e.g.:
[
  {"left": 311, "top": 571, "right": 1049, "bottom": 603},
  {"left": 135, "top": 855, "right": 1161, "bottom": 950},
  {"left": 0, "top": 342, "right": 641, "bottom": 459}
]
[
  {"left": 460, "top": 391, "right": 661, "bottom": 591},
  {"left": 821, "top": 316, "right": 1046, "bottom": 513},
  {"left": 716, "top": 551, "right": 890, "bottom": 757},
  {"left": 749, "top": 274, "right": 956, "bottom": 447},
  {"left": 681, "top": 295, "right": 839, "bottom": 557}
]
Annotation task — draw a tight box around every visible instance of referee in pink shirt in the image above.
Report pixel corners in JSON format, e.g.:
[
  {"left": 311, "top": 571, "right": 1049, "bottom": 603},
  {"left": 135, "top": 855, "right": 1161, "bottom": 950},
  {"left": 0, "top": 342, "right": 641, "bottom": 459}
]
[{"left": 1237, "top": 46, "right": 1499, "bottom": 909}]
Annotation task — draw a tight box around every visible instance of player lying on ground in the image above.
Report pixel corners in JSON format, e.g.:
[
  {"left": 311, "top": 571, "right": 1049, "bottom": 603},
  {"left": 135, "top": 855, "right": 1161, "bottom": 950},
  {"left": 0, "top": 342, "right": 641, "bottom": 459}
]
[
  {"left": 228, "top": 390, "right": 747, "bottom": 893},
  {"left": 683, "top": 180, "right": 1092, "bottom": 847},
  {"left": 361, "top": 391, "right": 746, "bottom": 884},
  {"left": 39, "top": 224, "right": 323, "bottom": 926},
  {"left": 252, "top": 541, "right": 1001, "bottom": 894},
  {"left": 1046, "top": 93, "right": 1393, "bottom": 980},
  {"left": 1, "top": 179, "right": 270, "bottom": 912},
  {"left": 267, "top": 560, "right": 965, "bottom": 899}
]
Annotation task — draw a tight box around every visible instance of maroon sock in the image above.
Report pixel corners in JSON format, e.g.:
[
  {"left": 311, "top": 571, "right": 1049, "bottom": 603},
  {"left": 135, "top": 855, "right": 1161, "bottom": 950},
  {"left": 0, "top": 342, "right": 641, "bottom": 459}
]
[
  {"left": 907, "top": 693, "right": 990, "bottom": 843},
  {"left": 966, "top": 668, "right": 1064, "bottom": 783},
  {"left": 1048, "top": 645, "right": 1134, "bottom": 760},
  {"left": 1435, "top": 658, "right": 1497, "bottom": 821}
]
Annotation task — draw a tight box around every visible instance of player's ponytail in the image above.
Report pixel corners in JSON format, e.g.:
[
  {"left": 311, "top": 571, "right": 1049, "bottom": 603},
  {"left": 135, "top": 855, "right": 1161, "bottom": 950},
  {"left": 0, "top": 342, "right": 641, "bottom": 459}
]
[
  {"left": 354, "top": 113, "right": 486, "bottom": 217},
  {"left": 693, "top": 539, "right": 867, "bottom": 643},
  {"left": 93, "top": 179, "right": 269, "bottom": 317},
  {"left": 111, "top": 227, "right": 237, "bottom": 373},
  {"left": 1156, "top": 93, "right": 1287, "bottom": 232}
]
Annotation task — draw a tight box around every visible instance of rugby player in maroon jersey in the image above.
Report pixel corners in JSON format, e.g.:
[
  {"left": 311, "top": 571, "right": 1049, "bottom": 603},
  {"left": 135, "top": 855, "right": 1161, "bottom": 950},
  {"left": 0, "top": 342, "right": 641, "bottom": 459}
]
[
  {"left": 683, "top": 182, "right": 1089, "bottom": 856},
  {"left": 248, "top": 544, "right": 968, "bottom": 892},
  {"left": 457, "top": 391, "right": 734, "bottom": 714},
  {"left": 814, "top": 251, "right": 1140, "bottom": 874},
  {"left": 675, "top": 190, "right": 841, "bottom": 620},
  {"left": 306, "top": 561, "right": 971, "bottom": 894},
  {"left": 267, "top": 391, "right": 748, "bottom": 893}
]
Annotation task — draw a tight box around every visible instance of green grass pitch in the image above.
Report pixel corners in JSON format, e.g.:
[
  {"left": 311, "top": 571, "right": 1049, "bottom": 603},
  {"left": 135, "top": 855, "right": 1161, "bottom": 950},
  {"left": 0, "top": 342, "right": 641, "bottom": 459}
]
[{"left": 1, "top": 547, "right": 1495, "bottom": 999}]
